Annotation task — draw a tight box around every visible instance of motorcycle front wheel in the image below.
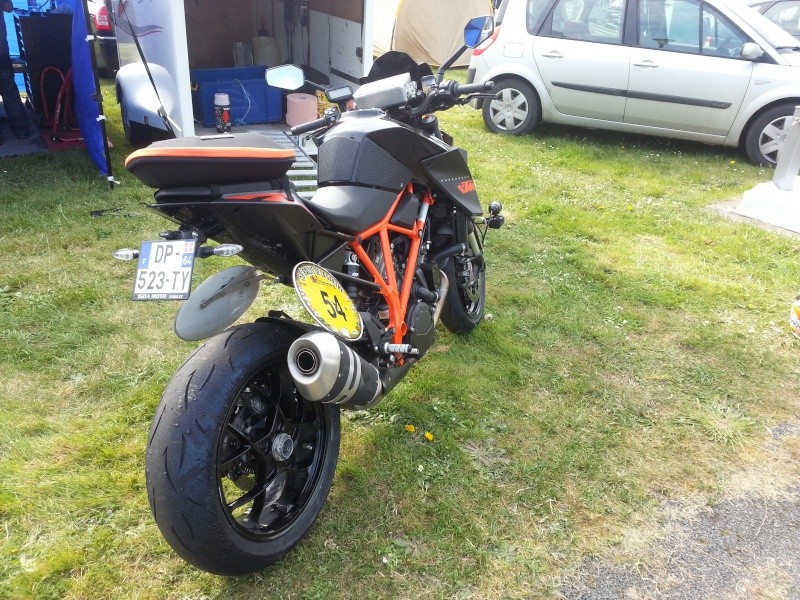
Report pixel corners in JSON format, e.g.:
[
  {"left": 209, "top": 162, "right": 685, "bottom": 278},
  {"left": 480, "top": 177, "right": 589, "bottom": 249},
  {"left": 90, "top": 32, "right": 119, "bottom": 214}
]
[
  {"left": 146, "top": 322, "right": 340, "bottom": 575},
  {"left": 439, "top": 255, "right": 486, "bottom": 334}
]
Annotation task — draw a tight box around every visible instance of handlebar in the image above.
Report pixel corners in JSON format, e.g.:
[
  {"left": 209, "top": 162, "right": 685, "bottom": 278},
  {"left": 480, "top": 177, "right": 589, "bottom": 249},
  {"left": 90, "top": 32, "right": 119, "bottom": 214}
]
[
  {"left": 290, "top": 116, "right": 332, "bottom": 136},
  {"left": 409, "top": 79, "right": 495, "bottom": 117},
  {"left": 291, "top": 79, "right": 496, "bottom": 132},
  {"left": 453, "top": 80, "right": 495, "bottom": 96}
]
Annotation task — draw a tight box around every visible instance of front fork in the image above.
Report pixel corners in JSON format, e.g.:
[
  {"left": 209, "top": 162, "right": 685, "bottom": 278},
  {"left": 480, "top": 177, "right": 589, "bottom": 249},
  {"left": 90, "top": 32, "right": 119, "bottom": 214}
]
[{"left": 455, "top": 201, "right": 504, "bottom": 289}]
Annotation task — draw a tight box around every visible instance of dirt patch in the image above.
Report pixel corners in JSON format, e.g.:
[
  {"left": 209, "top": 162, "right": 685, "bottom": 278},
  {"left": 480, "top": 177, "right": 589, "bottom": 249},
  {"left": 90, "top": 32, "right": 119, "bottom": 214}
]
[{"left": 558, "top": 422, "right": 800, "bottom": 599}]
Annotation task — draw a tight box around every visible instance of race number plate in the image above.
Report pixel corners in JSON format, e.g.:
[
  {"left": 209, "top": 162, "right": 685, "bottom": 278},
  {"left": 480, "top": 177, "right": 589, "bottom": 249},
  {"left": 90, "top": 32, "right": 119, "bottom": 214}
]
[
  {"left": 133, "top": 240, "right": 196, "bottom": 300},
  {"left": 293, "top": 262, "right": 363, "bottom": 340}
]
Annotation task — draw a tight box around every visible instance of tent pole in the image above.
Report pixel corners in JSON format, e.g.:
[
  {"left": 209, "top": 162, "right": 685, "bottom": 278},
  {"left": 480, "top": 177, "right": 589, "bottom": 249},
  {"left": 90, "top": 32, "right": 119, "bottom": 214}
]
[{"left": 79, "top": 0, "right": 115, "bottom": 187}]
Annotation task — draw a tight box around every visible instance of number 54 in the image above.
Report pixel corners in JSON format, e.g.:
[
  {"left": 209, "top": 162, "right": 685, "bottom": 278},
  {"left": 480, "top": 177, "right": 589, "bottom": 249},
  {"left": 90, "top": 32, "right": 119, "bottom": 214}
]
[{"left": 320, "top": 290, "right": 347, "bottom": 320}]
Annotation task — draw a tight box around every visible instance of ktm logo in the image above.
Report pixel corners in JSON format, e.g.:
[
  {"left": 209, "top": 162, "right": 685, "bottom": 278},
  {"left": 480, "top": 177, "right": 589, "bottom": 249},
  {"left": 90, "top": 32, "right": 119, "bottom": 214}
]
[{"left": 457, "top": 179, "right": 476, "bottom": 194}]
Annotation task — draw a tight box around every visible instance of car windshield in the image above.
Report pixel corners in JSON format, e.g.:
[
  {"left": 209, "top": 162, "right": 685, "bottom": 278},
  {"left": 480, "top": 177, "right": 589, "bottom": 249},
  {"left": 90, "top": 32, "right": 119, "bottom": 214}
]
[{"left": 726, "top": 0, "right": 800, "bottom": 48}]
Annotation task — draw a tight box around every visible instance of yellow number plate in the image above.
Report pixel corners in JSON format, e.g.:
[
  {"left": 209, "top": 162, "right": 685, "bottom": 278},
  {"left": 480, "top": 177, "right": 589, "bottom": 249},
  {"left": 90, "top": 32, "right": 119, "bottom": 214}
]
[{"left": 293, "top": 262, "right": 363, "bottom": 340}]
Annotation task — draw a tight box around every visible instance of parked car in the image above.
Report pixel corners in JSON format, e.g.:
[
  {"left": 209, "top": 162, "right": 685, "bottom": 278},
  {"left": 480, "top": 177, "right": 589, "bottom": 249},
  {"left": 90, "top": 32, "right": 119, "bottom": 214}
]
[
  {"left": 749, "top": 0, "right": 800, "bottom": 38},
  {"left": 468, "top": 0, "right": 800, "bottom": 165},
  {"left": 87, "top": 0, "right": 118, "bottom": 76}
]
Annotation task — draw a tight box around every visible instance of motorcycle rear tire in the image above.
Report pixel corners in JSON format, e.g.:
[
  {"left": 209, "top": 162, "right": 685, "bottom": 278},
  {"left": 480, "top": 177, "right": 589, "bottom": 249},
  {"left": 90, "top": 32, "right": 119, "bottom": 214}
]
[
  {"left": 146, "top": 322, "right": 340, "bottom": 575},
  {"left": 439, "top": 256, "right": 486, "bottom": 334}
]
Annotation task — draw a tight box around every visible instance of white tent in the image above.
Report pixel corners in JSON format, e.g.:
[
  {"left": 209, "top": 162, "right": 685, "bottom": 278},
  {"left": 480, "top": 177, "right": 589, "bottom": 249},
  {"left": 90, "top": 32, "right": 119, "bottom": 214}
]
[{"left": 374, "top": 0, "right": 493, "bottom": 67}]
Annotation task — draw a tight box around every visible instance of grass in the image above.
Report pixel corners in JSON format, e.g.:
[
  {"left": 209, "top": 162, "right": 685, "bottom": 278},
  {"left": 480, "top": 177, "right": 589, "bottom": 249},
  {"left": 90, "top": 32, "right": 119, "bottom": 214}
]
[{"left": 1, "top": 78, "right": 799, "bottom": 599}]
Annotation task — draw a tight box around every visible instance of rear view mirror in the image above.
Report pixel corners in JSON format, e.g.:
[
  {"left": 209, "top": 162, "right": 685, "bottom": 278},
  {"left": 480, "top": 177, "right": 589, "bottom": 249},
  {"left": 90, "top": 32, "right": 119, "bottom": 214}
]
[
  {"left": 266, "top": 65, "right": 305, "bottom": 91},
  {"left": 464, "top": 16, "right": 494, "bottom": 48},
  {"left": 741, "top": 42, "right": 764, "bottom": 61}
]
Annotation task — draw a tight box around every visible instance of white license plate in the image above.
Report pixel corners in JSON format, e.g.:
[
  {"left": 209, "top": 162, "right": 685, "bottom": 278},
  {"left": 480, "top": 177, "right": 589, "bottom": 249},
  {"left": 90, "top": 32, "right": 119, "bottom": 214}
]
[{"left": 133, "top": 240, "right": 196, "bottom": 300}]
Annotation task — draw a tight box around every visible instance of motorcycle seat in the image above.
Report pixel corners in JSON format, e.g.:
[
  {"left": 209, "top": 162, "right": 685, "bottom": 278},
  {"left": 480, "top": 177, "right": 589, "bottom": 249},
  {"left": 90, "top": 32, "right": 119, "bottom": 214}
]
[{"left": 125, "top": 132, "right": 296, "bottom": 189}]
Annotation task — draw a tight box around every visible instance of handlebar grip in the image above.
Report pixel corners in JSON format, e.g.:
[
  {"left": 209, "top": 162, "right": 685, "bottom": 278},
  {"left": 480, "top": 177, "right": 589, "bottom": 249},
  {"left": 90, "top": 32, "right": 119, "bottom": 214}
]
[
  {"left": 454, "top": 80, "right": 495, "bottom": 96},
  {"left": 290, "top": 116, "right": 331, "bottom": 136}
]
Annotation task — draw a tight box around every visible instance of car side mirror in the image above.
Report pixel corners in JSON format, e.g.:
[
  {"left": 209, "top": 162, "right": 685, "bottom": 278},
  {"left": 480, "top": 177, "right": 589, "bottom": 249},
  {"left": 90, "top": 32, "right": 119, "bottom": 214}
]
[
  {"left": 741, "top": 42, "right": 764, "bottom": 61},
  {"left": 266, "top": 65, "right": 305, "bottom": 91}
]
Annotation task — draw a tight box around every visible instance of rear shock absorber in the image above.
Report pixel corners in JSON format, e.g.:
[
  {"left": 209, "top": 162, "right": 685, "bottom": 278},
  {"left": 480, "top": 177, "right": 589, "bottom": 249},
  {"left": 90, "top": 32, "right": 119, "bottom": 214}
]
[{"left": 343, "top": 251, "right": 360, "bottom": 298}]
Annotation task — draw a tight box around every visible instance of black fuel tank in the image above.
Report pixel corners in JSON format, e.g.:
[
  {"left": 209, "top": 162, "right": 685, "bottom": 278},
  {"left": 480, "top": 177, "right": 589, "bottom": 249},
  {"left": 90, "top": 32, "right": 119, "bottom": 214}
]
[
  {"left": 316, "top": 110, "right": 482, "bottom": 216},
  {"left": 317, "top": 110, "right": 445, "bottom": 192}
]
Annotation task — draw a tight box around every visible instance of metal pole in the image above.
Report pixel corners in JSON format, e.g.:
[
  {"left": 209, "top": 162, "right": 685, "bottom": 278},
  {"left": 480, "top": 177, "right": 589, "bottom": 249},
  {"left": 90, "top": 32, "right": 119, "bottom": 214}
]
[
  {"left": 80, "top": 0, "right": 115, "bottom": 186},
  {"left": 773, "top": 105, "right": 800, "bottom": 191}
]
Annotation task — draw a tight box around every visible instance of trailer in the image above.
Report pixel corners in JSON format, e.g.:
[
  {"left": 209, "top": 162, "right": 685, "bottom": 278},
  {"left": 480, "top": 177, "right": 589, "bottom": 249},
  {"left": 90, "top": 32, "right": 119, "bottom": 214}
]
[{"left": 112, "top": 0, "right": 376, "bottom": 142}]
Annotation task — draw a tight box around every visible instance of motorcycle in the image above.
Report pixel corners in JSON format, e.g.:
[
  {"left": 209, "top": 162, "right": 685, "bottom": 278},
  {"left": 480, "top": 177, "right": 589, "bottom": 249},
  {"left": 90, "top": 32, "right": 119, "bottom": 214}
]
[{"left": 114, "top": 16, "right": 503, "bottom": 575}]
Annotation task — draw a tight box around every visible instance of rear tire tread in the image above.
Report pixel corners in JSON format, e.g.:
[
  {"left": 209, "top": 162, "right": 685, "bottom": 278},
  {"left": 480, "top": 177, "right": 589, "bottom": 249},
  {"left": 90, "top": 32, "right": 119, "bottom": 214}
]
[{"left": 146, "top": 322, "right": 340, "bottom": 575}]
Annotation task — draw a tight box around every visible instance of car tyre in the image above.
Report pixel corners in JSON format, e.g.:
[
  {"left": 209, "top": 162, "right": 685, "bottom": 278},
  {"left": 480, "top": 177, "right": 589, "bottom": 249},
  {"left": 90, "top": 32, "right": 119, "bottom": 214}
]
[
  {"left": 744, "top": 103, "right": 796, "bottom": 167},
  {"left": 482, "top": 78, "right": 539, "bottom": 135},
  {"left": 120, "top": 94, "right": 136, "bottom": 144},
  {"left": 120, "top": 93, "right": 151, "bottom": 147}
]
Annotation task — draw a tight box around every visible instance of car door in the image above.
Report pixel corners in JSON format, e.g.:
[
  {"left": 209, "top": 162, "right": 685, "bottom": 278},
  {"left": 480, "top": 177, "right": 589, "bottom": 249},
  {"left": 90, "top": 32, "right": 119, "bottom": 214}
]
[
  {"left": 532, "top": 0, "right": 630, "bottom": 121},
  {"left": 624, "top": 0, "right": 754, "bottom": 137}
]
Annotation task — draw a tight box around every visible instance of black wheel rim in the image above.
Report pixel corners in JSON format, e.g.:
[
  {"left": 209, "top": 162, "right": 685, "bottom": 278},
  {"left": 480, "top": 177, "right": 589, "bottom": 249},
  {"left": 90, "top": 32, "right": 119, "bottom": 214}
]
[
  {"left": 217, "top": 362, "right": 329, "bottom": 541},
  {"left": 456, "top": 258, "right": 485, "bottom": 319}
]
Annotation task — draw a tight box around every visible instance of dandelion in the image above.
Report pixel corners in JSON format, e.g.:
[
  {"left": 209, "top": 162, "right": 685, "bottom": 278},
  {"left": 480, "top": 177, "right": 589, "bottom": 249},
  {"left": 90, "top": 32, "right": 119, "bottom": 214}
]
[
  {"left": 424, "top": 432, "right": 434, "bottom": 441},
  {"left": 405, "top": 424, "right": 416, "bottom": 433}
]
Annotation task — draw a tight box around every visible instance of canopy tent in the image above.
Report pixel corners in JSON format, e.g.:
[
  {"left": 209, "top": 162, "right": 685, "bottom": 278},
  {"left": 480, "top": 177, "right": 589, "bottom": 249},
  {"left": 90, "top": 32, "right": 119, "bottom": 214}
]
[{"left": 373, "top": 0, "right": 493, "bottom": 67}]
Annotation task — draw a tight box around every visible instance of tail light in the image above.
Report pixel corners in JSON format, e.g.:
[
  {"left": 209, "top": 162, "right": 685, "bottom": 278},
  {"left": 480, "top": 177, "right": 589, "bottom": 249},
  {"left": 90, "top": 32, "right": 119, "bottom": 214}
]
[
  {"left": 472, "top": 27, "right": 499, "bottom": 57},
  {"left": 95, "top": 6, "right": 113, "bottom": 32}
]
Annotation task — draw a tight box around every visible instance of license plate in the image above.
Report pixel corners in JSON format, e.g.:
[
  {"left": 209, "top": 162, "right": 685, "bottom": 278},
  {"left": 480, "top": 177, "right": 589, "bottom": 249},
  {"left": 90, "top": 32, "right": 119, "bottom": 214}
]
[{"left": 133, "top": 240, "right": 196, "bottom": 300}]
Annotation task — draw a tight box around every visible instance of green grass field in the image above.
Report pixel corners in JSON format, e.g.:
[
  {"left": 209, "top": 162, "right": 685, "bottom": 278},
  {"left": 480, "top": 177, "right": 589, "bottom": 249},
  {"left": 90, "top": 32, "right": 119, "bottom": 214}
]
[{"left": 1, "top": 81, "right": 798, "bottom": 599}]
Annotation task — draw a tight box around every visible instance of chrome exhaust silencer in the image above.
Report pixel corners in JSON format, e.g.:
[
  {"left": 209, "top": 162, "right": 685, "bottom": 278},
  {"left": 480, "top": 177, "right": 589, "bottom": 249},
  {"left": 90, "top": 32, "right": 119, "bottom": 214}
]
[{"left": 288, "top": 331, "right": 382, "bottom": 408}]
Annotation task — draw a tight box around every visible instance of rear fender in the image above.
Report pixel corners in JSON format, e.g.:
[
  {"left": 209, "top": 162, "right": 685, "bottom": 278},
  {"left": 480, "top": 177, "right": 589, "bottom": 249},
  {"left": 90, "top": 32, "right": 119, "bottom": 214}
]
[
  {"left": 150, "top": 188, "right": 342, "bottom": 278},
  {"left": 116, "top": 62, "right": 179, "bottom": 134}
]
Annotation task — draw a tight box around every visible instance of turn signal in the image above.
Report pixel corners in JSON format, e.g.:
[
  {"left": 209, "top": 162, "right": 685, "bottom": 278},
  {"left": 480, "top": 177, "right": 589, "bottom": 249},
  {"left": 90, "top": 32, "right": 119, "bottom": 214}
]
[
  {"left": 113, "top": 249, "right": 139, "bottom": 261},
  {"left": 211, "top": 244, "right": 244, "bottom": 257}
]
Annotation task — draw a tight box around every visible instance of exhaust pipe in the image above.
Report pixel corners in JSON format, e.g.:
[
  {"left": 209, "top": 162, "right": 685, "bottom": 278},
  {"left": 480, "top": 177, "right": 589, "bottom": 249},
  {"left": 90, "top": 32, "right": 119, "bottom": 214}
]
[
  {"left": 432, "top": 271, "right": 450, "bottom": 326},
  {"left": 288, "top": 331, "right": 382, "bottom": 409}
]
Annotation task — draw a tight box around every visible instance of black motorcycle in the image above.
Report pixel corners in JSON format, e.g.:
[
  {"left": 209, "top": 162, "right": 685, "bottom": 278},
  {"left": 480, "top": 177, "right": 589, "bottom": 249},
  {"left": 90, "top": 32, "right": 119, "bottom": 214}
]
[{"left": 115, "top": 15, "right": 502, "bottom": 575}]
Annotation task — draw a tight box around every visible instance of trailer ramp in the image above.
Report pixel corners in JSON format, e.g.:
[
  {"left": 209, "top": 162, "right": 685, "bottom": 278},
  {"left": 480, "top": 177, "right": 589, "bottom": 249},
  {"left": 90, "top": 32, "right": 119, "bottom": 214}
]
[{"left": 257, "top": 130, "right": 318, "bottom": 200}]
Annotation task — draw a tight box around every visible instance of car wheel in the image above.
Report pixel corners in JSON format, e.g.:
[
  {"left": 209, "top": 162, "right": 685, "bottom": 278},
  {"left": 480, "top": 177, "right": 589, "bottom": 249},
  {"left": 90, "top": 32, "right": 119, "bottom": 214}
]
[
  {"left": 120, "top": 94, "right": 133, "bottom": 143},
  {"left": 744, "top": 104, "right": 796, "bottom": 167},
  {"left": 120, "top": 94, "right": 148, "bottom": 147},
  {"left": 482, "top": 78, "right": 540, "bottom": 135}
]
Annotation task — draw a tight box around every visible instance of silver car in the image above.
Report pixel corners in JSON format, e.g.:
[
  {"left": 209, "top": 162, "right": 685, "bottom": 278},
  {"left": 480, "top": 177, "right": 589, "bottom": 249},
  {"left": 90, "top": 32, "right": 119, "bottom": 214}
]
[{"left": 468, "top": 0, "right": 800, "bottom": 165}]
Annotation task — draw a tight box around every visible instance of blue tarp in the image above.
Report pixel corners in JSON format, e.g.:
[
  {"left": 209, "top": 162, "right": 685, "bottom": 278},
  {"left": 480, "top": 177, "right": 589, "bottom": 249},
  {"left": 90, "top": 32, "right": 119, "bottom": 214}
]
[
  {"left": 5, "top": 0, "right": 29, "bottom": 92},
  {"left": 68, "top": 0, "right": 109, "bottom": 176},
  {"left": 4, "top": 0, "right": 111, "bottom": 177}
]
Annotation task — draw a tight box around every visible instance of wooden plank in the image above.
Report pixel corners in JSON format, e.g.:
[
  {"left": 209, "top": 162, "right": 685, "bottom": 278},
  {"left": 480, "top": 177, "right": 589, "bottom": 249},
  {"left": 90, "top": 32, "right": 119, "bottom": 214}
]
[{"left": 309, "top": 0, "right": 363, "bottom": 24}]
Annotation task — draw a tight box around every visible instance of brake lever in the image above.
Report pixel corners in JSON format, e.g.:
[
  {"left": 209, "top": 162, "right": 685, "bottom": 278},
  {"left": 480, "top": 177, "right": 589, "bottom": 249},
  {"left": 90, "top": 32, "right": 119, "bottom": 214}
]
[{"left": 458, "top": 93, "right": 497, "bottom": 105}]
